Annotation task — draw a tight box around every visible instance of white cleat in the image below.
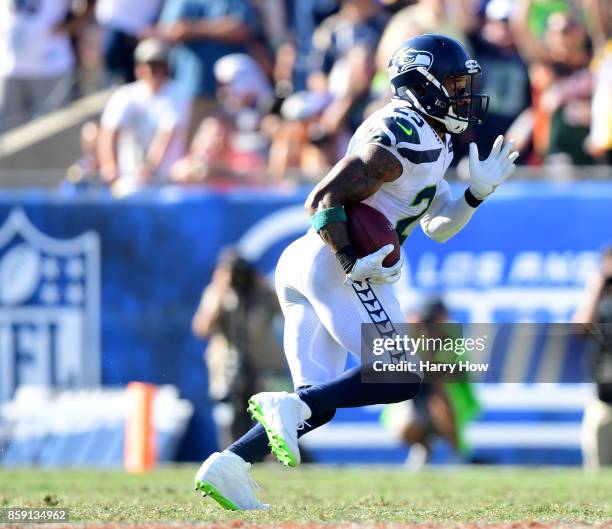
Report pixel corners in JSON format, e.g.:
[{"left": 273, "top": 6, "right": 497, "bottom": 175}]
[
  {"left": 194, "top": 450, "right": 269, "bottom": 511},
  {"left": 247, "top": 391, "right": 312, "bottom": 467}
]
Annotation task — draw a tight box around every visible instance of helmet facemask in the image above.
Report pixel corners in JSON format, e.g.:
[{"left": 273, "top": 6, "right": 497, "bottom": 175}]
[
  {"left": 392, "top": 62, "right": 489, "bottom": 134},
  {"left": 439, "top": 71, "right": 489, "bottom": 133}
]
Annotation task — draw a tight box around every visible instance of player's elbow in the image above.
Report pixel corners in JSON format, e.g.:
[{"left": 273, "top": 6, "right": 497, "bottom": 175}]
[
  {"left": 305, "top": 187, "right": 340, "bottom": 217},
  {"left": 304, "top": 190, "right": 319, "bottom": 217},
  {"left": 423, "top": 224, "right": 453, "bottom": 243},
  {"left": 305, "top": 155, "right": 363, "bottom": 216},
  {"left": 421, "top": 214, "right": 460, "bottom": 243},
  {"left": 430, "top": 231, "right": 453, "bottom": 243}
]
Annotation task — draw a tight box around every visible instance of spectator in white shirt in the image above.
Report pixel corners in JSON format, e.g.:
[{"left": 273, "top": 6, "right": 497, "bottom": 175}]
[
  {"left": 94, "top": 0, "right": 164, "bottom": 83},
  {"left": 0, "top": 0, "right": 87, "bottom": 132},
  {"left": 97, "top": 38, "right": 192, "bottom": 188}
]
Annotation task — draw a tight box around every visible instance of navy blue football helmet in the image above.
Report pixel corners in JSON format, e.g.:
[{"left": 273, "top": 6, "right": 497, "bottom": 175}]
[{"left": 388, "top": 34, "right": 489, "bottom": 133}]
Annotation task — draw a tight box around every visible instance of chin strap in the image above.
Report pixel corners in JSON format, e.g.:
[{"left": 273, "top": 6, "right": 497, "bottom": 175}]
[{"left": 443, "top": 115, "right": 468, "bottom": 134}]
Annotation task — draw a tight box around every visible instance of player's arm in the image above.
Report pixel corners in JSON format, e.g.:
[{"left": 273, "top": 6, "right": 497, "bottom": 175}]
[
  {"left": 419, "top": 179, "right": 477, "bottom": 243},
  {"left": 305, "top": 144, "right": 401, "bottom": 251},
  {"left": 422, "top": 136, "right": 519, "bottom": 243},
  {"left": 305, "top": 144, "right": 403, "bottom": 283}
]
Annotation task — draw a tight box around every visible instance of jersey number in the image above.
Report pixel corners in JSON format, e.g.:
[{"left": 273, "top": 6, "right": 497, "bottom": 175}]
[{"left": 395, "top": 185, "right": 437, "bottom": 244}]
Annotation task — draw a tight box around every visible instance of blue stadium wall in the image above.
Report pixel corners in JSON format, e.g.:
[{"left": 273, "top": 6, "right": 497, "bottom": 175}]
[{"left": 0, "top": 181, "right": 611, "bottom": 464}]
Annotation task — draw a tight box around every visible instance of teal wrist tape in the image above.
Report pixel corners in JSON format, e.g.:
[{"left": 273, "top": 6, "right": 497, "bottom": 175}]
[{"left": 311, "top": 207, "right": 347, "bottom": 232}]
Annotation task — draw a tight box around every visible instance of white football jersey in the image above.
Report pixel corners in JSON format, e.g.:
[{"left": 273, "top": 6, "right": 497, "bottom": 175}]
[{"left": 346, "top": 98, "right": 454, "bottom": 243}]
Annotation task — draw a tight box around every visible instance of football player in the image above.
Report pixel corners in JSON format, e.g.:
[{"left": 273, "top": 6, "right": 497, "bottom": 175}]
[{"left": 194, "top": 34, "right": 518, "bottom": 510}]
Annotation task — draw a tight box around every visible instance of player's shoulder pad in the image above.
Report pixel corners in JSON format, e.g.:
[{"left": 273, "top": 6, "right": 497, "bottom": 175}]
[{"left": 368, "top": 107, "right": 422, "bottom": 149}]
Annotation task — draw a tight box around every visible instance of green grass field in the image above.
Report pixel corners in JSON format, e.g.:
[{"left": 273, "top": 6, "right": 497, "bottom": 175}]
[{"left": 1, "top": 465, "right": 611, "bottom": 526}]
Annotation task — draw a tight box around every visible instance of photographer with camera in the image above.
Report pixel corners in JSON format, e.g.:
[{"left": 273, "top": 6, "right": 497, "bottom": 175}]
[
  {"left": 573, "top": 246, "right": 612, "bottom": 469},
  {"left": 192, "top": 248, "right": 286, "bottom": 447}
]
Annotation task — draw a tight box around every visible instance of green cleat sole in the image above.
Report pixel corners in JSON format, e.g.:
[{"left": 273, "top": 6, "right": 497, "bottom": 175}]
[
  {"left": 247, "top": 399, "right": 299, "bottom": 467},
  {"left": 195, "top": 480, "right": 240, "bottom": 511}
]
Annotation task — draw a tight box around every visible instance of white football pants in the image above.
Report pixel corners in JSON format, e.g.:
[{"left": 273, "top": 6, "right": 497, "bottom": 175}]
[{"left": 275, "top": 229, "right": 406, "bottom": 389}]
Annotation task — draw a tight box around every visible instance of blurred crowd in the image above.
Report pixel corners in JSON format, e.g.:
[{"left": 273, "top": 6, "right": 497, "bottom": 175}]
[{"left": 1, "top": 0, "right": 610, "bottom": 189}]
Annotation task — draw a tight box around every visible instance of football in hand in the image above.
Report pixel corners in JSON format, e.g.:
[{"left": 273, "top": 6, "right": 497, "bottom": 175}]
[{"left": 346, "top": 203, "right": 401, "bottom": 267}]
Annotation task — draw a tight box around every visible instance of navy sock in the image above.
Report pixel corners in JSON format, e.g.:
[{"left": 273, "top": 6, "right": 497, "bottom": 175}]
[
  {"left": 227, "top": 423, "right": 269, "bottom": 463},
  {"left": 228, "top": 364, "right": 419, "bottom": 464},
  {"left": 297, "top": 364, "right": 421, "bottom": 416},
  {"left": 228, "top": 409, "right": 337, "bottom": 464}
]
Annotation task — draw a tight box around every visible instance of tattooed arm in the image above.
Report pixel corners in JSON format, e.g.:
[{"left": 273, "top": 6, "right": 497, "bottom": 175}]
[{"left": 305, "top": 144, "right": 402, "bottom": 253}]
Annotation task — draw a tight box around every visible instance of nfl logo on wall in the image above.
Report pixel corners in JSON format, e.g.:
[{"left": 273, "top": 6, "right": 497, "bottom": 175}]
[{"left": 0, "top": 209, "right": 101, "bottom": 402}]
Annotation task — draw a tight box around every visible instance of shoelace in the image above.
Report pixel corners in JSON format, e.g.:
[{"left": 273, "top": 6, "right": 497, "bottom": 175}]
[{"left": 296, "top": 419, "right": 311, "bottom": 431}]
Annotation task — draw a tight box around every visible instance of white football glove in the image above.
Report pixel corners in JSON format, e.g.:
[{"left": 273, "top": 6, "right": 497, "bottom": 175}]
[
  {"left": 468, "top": 135, "right": 519, "bottom": 200},
  {"left": 345, "top": 244, "right": 403, "bottom": 285}
]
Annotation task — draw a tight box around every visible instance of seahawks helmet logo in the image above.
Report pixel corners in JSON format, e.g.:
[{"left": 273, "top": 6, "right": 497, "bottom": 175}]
[
  {"left": 465, "top": 59, "right": 481, "bottom": 74},
  {"left": 388, "top": 48, "right": 433, "bottom": 79}
]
